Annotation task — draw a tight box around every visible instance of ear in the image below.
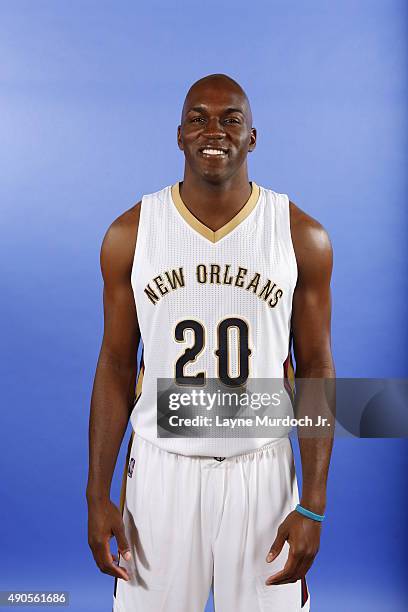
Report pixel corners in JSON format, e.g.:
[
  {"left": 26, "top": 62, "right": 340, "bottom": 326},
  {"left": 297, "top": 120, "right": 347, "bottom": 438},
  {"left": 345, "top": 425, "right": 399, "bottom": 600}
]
[
  {"left": 248, "top": 127, "right": 257, "bottom": 152},
  {"left": 177, "top": 125, "right": 184, "bottom": 151}
]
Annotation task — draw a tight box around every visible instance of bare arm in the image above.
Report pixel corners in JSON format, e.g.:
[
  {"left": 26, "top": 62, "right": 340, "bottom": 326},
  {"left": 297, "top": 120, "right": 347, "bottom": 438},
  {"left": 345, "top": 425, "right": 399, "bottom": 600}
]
[
  {"left": 266, "top": 202, "right": 335, "bottom": 586},
  {"left": 291, "top": 202, "right": 335, "bottom": 514},
  {"left": 86, "top": 202, "right": 141, "bottom": 581}
]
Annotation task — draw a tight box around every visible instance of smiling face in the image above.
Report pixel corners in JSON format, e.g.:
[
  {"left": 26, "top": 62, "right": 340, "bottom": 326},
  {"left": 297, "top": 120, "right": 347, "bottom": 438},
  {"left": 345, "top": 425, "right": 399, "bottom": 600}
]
[{"left": 177, "top": 75, "right": 256, "bottom": 184}]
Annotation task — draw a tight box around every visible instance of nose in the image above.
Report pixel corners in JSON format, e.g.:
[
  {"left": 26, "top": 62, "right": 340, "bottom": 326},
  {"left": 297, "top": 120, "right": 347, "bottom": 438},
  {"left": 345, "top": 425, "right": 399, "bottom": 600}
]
[{"left": 202, "top": 117, "right": 225, "bottom": 139}]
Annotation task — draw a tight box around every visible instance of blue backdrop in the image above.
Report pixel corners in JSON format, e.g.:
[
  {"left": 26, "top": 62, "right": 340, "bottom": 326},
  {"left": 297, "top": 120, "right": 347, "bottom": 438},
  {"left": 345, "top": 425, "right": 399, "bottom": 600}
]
[{"left": 1, "top": 1, "right": 407, "bottom": 611}]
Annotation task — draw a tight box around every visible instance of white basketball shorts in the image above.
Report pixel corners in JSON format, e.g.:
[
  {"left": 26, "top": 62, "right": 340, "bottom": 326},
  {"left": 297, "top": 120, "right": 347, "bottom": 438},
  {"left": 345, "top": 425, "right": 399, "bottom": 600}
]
[{"left": 113, "top": 434, "right": 310, "bottom": 612}]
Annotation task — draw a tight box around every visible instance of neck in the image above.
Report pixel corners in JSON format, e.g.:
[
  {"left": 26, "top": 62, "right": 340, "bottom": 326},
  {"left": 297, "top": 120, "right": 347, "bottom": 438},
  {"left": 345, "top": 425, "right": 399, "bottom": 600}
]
[{"left": 179, "top": 166, "right": 252, "bottom": 231}]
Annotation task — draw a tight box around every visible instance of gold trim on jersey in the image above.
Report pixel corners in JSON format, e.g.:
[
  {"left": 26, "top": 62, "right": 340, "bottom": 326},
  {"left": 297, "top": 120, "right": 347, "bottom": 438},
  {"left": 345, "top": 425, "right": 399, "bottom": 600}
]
[
  {"left": 118, "top": 360, "right": 144, "bottom": 513},
  {"left": 171, "top": 181, "right": 260, "bottom": 243},
  {"left": 114, "top": 358, "right": 144, "bottom": 599}
]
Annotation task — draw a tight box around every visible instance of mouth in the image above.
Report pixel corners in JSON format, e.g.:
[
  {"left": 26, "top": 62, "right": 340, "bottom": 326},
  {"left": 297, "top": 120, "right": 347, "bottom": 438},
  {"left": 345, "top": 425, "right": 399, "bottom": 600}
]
[{"left": 199, "top": 146, "right": 229, "bottom": 159}]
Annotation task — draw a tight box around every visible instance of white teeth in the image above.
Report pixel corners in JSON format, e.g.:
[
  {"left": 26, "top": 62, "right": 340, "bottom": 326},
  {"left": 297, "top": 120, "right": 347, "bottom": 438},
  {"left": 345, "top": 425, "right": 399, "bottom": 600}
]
[{"left": 202, "top": 148, "right": 227, "bottom": 156}]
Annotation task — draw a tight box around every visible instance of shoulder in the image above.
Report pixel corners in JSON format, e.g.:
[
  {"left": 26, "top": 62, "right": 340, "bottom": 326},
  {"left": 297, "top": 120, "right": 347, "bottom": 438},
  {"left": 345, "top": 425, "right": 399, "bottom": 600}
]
[
  {"left": 100, "top": 201, "right": 141, "bottom": 280},
  {"left": 99, "top": 184, "right": 171, "bottom": 276},
  {"left": 289, "top": 200, "right": 333, "bottom": 280},
  {"left": 289, "top": 200, "right": 331, "bottom": 254}
]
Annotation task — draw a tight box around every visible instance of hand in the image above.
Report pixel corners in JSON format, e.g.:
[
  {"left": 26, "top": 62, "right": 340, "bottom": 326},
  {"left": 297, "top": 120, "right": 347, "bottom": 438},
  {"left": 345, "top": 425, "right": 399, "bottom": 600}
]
[
  {"left": 87, "top": 498, "right": 131, "bottom": 581},
  {"left": 265, "top": 510, "right": 321, "bottom": 585}
]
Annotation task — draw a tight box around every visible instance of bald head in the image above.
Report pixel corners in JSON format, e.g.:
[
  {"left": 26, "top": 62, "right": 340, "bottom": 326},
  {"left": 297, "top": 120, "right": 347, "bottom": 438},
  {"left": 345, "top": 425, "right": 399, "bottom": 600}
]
[
  {"left": 181, "top": 73, "right": 252, "bottom": 126},
  {"left": 177, "top": 73, "right": 256, "bottom": 184}
]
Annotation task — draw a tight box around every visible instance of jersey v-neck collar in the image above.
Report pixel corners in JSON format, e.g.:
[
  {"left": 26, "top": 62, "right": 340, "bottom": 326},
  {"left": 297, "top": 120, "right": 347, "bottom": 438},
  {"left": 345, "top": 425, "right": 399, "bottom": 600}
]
[{"left": 170, "top": 181, "right": 260, "bottom": 244}]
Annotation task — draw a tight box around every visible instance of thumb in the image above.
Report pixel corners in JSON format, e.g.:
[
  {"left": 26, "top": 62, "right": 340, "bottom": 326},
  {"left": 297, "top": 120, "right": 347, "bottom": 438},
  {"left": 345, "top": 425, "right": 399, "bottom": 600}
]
[
  {"left": 113, "top": 522, "right": 131, "bottom": 561},
  {"left": 266, "top": 528, "right": 287, "bottom": 563}
]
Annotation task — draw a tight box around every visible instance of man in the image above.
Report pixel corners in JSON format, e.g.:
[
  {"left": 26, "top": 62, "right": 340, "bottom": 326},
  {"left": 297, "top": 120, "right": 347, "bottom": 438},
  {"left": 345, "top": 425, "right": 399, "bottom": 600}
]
[{"left": 86, "top": 73, "right": 335, "bottom": 611}]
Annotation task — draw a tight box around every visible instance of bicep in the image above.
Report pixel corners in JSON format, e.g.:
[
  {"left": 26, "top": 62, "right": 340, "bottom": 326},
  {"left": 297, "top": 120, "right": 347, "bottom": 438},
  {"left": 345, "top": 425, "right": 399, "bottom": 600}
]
[
  {"left": 291, "top": 224, "right": 334, "bottom": 376},
  {"left": 99, "top": 220, "right": 140, "bottom": 371}
]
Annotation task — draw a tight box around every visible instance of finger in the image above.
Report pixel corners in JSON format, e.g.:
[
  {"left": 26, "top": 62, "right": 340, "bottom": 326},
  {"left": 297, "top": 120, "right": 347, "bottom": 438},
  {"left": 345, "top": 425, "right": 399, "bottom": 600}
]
[
  {"left": 265, "top": 551, "right": 302, "bottom": 585},
  {"left": 98, "top": 562, "right": 130, "bottom": 581},
  {"left": 292, "top": 555, "right": 315, "bottom": 582},
  {"left": 97, "top": 551, "right": 130, "bottom": 581},
  {"left": 113, "top": 523, "right": 131, "bottom": 561},
  {"left": 95, "top": 541, "right": 130, "bottom": 581},
  {"left": 267, "top": 553, "right": 312, "bottom": 586},
  {"left": 266, "top": 529, "right": 287, "bottom": 563}
]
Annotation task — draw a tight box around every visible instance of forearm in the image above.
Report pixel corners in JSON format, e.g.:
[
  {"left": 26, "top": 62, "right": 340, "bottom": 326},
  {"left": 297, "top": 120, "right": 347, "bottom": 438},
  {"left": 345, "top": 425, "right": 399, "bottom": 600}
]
[
  {"left": 298, "top": 438, "right": 332, "bottom": 514},
  {"left": 295, "top": 366, "right": 335, "bottom": 515},
  {"left": 86, "top": 351, "right": 137, "bottom": 503}
]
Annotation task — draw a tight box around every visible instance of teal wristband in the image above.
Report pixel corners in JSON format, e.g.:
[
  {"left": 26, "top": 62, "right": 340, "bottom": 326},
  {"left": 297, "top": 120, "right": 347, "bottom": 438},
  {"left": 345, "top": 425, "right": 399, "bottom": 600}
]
[{"left": 295, "top": 504, "right": 325, "bottom": 522}]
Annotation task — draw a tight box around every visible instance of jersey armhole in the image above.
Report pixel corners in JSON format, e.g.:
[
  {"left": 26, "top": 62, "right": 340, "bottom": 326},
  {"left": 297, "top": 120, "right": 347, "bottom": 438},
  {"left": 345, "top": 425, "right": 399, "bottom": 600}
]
[
  {"left": 281, "top": 193, "right": 298, "bottom": 288},
  {"left": 130, "top": 195, "right": 147, "bottom": 291}
]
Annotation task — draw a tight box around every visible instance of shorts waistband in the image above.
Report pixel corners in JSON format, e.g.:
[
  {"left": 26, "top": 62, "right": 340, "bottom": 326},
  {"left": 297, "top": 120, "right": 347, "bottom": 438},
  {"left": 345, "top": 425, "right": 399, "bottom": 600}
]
[
  {"left": 207, "top": 436, "right": 291, "bottom": 463},
  {"left": 132, "top": 432, "right": 291, "bottom": 464}
]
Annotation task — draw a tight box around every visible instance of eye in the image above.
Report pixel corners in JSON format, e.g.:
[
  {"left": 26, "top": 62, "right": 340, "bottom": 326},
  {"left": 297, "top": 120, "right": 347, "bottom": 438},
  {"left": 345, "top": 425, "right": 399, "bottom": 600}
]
[
  {"left": 224, "top": 117, "right": 241, "bottom": 125},
  {"left": 190, "top": 116, "right": 205, "bottom": 123}
]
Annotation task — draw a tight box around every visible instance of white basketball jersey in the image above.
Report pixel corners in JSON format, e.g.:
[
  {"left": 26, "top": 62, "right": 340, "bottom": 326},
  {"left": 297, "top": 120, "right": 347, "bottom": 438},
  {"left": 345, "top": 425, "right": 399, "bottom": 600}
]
[{"left": 130, "top": 182, "right": 298, "bottom": 457}]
